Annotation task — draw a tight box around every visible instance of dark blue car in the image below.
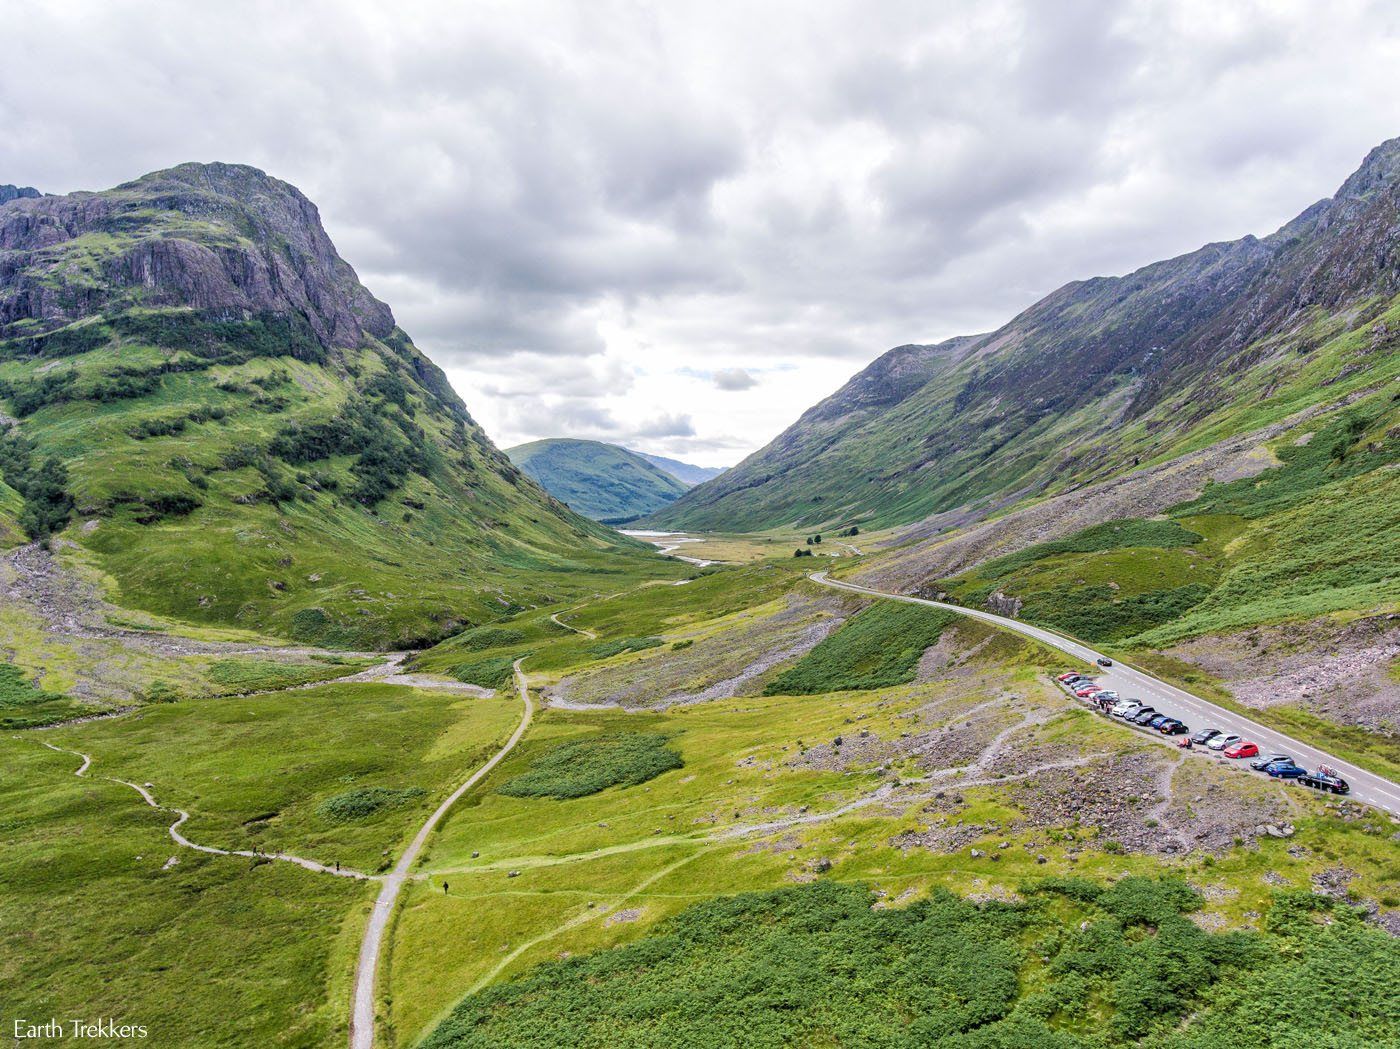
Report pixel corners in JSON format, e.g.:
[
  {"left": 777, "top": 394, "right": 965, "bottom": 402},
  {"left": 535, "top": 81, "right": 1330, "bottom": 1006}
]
[{"left": 1261, "top": 760, "right": 1306, "bottom": 779}]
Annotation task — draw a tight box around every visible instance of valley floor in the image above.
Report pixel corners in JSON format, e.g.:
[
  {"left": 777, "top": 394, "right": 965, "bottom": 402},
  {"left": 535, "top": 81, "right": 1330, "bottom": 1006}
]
[{"left": 2, "top": 540, "right": 1398, "bottom": 1048}]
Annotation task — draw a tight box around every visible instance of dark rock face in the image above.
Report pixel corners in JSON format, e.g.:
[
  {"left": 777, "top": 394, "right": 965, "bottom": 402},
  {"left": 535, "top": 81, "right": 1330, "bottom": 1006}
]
[
  {"left": 0, "top": 163, "right": 393, "bottom": 349},
  {"left": 0, "top": 185, "right": 41, "bottom": 206}
]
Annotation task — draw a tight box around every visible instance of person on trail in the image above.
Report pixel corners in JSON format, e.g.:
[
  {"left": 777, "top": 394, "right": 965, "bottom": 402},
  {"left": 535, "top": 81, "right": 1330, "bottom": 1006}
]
[
  {"left": 335, "top": 861, "right": 340, "bottom": 872},
  {"left": 443, "top": 881, "right": 449, "bottom": 894}
]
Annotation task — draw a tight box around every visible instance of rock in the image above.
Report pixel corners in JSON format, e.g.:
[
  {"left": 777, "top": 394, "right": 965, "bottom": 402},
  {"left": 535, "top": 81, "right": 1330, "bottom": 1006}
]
[
  {"left": 1036, "top": 855, "right": 1048, "bottom": 864},
  {"left": 471, "top": 851, "right": 480, "bottom": 858},
  {"left": 506, "top": 870, "right": 520, "bottom": 879},
  {"left": 813, "top": 858, "right": 833, "bottom": 873},
  {"left": 970, "top": 848, "right": 984, "bottom": 858}
]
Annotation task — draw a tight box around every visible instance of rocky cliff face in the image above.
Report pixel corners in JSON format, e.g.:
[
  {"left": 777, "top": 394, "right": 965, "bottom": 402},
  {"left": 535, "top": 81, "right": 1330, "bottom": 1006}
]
[
  {"left": 0, "top": 185, "right": 41, "bottom": 206},
  {"left": 0, "top": 163, "right": 392, "bottom": 349}
]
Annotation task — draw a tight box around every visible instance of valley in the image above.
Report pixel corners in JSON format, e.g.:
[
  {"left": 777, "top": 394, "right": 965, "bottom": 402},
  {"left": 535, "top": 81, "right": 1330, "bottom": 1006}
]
[{"left": 2, "top": 146, "right": 1397, "bottom": 1049}]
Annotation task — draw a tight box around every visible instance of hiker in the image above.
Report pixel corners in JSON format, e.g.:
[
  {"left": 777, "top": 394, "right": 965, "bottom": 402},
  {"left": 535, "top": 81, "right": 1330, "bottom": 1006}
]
[{"left": 443, "top": 881, "right": 449, "bottom": 894}]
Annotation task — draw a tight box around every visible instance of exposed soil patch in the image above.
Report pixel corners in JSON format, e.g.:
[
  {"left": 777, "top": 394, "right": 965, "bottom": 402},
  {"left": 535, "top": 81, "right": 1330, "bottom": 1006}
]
[{"left": 1164, "top": 613, "right": 1400, "bottom": 734}]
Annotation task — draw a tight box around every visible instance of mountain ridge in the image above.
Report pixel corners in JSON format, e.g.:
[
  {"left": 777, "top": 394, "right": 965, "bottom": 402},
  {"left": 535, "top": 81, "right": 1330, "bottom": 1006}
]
[{"left": 506, "top": 438, "right": 688, "bottom": 523}]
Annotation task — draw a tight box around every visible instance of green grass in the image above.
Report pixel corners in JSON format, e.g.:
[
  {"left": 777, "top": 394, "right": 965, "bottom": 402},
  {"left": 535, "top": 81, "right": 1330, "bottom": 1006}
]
[
  {"left": 498, "top": 733, "right": 684, "bottom": 799},
  {"left": 764, "top": 601, "right": 957, "bottom": 694},
  {"left": 317, "top": 785, "right": 427, "bottom": 823},
  {"left": 0, "top": 661, "right": 88, "bottom": 727},
  {"left": 204, "top": 656, "right": 364, "bottom": 692},
  {"left": 586, "top": 636, "right": 664, "bottom": 658}
]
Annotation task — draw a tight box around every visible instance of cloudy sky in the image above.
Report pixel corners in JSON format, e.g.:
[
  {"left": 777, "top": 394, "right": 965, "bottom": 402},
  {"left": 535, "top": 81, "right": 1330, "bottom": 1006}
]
[{"left": 4, "top": 1, "right": 1400, "bottom": 465}]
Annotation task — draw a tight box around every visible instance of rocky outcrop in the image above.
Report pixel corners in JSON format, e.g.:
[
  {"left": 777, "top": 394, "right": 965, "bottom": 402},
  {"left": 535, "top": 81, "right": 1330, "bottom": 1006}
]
[
  {"left": 0, "top": 185, "right": 41, "bottom": 206},
  {"left": 0, "top": 163, "right": 393, "bottom": 349}
]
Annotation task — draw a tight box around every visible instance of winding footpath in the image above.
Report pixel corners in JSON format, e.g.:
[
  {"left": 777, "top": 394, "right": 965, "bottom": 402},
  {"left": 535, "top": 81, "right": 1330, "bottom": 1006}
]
[
  {"left": 550, "top": 611, "right": 598, "bottom": 639},
  {"left": 348, "top": 658, "right": 535, "bottom": 1049},
  {"left": 811, "top": 570, "right": 1400, "bottom": 817}
]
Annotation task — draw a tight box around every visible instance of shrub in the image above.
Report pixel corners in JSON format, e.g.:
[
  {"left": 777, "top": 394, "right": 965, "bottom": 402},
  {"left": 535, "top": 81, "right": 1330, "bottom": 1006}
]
[
  {"left": 765, "top": 602, "right": 957, "bottom": 694},
  {"left": 449, "top": 656, "right": 516, "bottom": 690},
  {"left": 498, "top": 732, "right": 683, "bottom": 799},
  {"left": 316, "top": 786, "right": 426, "bottom": 823}
]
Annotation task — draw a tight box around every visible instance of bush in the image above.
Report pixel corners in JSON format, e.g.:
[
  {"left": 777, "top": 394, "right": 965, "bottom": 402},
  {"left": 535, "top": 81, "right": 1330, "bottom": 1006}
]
[
  {"left": 445, "top": 626, "right": 526, "bottom": 652},
  {"left": 0, "top": 428, "right": 73, "bottom": 540},
  {"left": 586, "top": 636, "right": 664, "bottom": 659},
  {"left": 316, "top": 786, "right": 426, "bottom": 823},
  {"left": 498, "top": 732, "right": 683, "bottom": 799},
  {"left": 449, "top": 656, "right": 516, "bottom": 690},
  {"left": 765, "top": 602, "right": 957, "bottom": 694}
]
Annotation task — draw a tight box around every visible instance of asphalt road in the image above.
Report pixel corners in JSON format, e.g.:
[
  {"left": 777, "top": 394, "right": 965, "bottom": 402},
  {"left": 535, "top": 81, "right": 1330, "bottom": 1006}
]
[{"left": 812, "top": 571, "right": 1400, "bottom": 817}]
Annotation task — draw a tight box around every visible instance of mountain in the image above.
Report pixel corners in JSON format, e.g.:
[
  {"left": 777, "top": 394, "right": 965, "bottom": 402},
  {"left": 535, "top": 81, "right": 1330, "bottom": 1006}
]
[
  {"left": 0, "top": 162, "right": 665, "bottom": 648},
  {"left": 506, "top": 438, "right": 688, "bottom": 523},
  {"left": 0, "top": 185, "right": 41, "bottom": 205},
  {"left": 650, "top": 138, "right": 1400, "bottom": 535},
  {"left": 633, "top": 451, "right": 726, "bottom": 486}
]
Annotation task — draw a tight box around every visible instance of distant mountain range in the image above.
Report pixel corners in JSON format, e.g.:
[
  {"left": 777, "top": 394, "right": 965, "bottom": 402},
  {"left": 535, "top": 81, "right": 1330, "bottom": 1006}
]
[
  {"left": 651, "top": 137, "right": 1400, "bottom": 536},
  {"left": 0, "top": 163, "right": 659, "bottom": 647},
  {"left": 505, "top": 439, "right": 706, "bottom": 523},
  {"left": 634, "top": 451, "right": 725, "bottom": 486}
]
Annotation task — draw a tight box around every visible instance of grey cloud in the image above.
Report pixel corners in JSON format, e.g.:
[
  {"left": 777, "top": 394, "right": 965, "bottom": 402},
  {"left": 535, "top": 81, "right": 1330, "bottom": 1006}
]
[
  {"left": 634, "top": 413, "right": 696, "bottom": 438},
  {"left": 712, "top": 368, "right": 757, "bottom": 391}
]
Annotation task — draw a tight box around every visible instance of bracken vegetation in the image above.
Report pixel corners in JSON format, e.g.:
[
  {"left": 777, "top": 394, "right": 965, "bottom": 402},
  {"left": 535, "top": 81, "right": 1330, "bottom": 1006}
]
[
  {"left": 497, "top": 732, "right": 683, "bottom": 799},
  {"left": 764, "top": 602, "right": 956, "bottom": 694},
  {"left": 420, "top": 878, "right": 1400, "bottom": 1049},
  {"left": 316, "top": 786, "right": 427, "bottom": 823}
]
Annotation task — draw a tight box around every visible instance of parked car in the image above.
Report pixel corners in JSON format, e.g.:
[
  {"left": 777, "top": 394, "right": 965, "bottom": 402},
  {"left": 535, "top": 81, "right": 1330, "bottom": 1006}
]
[
  {"left": 1075, "top": 686, "right": 1102, "bottom": 698},
  {"left": 1147, "top": 714, "right": 1170, "bottom": 730},
  {"left": 1223, "top": 740, "right": 1259, "bottom": 759},
  {"left": 1158, "top": 719, "right": 1189, "bottom": 736},
  {"left": 1117, "top": 703, "right": 1147, "bottom": 720},
  {"left": 1057, "top": 672, "right": 1083, "bottom": 682},
  {"left": 1095, "top": 690, "right": 1120, "bottom": 702},
  {"left": 1131, "top": 708, "right": 1160, "bottom": 725},
  {"left": 1207, "top": 733, "right": 1242, "bottom": 752},
  {"left": 1250, "top": 753, "right": 1292, "bottom": 771},
  {"left": 1190, "top": 728, "right": 1223, "bottom": 746},
  {"left": 1096, "top": 657, "right": 1114, "bottom": 667},
  {"left": 1261, "top": 760, "right": 1307, "bottom": 779},
  {"left": 1298, "top": 765, "right": 1350, "bottom": 795}
]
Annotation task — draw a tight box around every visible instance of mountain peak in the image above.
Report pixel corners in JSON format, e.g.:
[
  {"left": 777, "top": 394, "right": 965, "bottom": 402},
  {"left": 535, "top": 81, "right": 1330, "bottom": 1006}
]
[
  {"left": 0, "top": 162, "right": 393, "bottom": 349},
  {"left": 1334, "top": 135, "right": 1400, "bottom": 202},
  {"left": 0, "top": 184, "right": 41, "bottom": 206}
]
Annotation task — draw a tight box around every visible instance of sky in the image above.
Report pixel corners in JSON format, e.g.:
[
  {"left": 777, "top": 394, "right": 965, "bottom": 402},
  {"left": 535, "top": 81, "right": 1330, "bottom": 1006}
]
[{"left": 4, "top": 1, "right": 1400, "bottom": 466}]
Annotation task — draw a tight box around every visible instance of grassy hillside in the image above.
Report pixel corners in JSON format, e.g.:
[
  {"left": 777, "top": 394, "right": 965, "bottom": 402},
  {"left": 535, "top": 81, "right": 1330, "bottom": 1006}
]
[
  {"left": 507, "top": 438, "right": 688, "bottom": 523},
  {"left": 653, "top": 139, "right": 1400, "bottom": 534},
  {"left": 0, "top": 165, "right": 675, "bottom": 647}
]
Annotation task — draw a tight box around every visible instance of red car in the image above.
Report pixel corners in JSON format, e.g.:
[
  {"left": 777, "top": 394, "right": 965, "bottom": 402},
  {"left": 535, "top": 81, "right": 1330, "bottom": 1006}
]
[
  {"left": 1057, "top": 672, "right": 1082, "bottom": 682},
  {"left": 1223, "top": 740, "right": 1259, "bottom": 759},
  {"left": 1075, "top": 686, "right": 1102, "bottom": 698}
]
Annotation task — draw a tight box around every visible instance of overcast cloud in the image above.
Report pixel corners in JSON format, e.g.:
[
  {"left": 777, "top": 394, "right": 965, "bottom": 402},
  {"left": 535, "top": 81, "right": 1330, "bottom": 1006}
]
[{"left": 4, "top": 0, "right": 1400, "bottom": 465}]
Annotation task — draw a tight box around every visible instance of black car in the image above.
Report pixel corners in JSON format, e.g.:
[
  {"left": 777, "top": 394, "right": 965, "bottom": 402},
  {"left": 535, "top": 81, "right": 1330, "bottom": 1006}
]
[
  {"left": 1131, "top": 708, "right": 1159, "bottom": 725},
  {"left": 1298, "top": 765, "right": 1350, "bottom": 795},
  {"left": 1190, "top": 728, "right": 1223, "bottom": 746},
  {"left": 1158, "top": 719, "right": 1189, "bottom": 736},
  {"left": 1096, "top": 657, "right": 1113, "bottom": 667},
  {"left": 1250, "top": 753, "right": 1291, "bottom": 771}
]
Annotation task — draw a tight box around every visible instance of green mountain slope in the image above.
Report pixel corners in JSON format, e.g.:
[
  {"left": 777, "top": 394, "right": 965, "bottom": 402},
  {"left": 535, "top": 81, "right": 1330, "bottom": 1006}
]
[
  {"left": 506, "top": 438, "right": 688, "bottom": 523},
  {"left": 651, "top": 138, "right": 1400, "bottom": 535},
  {"left": 0, "top": 163, "right": 669, "bottom": 648}
]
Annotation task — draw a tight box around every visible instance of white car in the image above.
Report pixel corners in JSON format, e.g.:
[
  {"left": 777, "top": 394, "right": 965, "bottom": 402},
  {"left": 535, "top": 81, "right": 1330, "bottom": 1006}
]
[
  {"left": 1113, "top": 700, "right": 1142, "bottom": 719},
  {"left": 1207, "top": 733, "right": 1241, "bottom": 752}
]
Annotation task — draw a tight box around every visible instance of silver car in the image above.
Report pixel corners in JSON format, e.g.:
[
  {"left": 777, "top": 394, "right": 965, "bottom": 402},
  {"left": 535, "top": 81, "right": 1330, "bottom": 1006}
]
[{"left": 1207, "top": 733, "right": 1241, "bottom": 752}]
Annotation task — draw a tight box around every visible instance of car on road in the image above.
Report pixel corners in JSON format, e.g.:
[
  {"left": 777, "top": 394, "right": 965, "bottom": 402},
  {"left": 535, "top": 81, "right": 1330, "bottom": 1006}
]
[
  {"left": 1190, "top": 728, "right": 1223, "bottom": 746},
  {"left": 1223, "top": 740, "right": 1259, "bottom": 759},
  {"left": 1147, "top": 714, "right": 1169, "bottom": 730},
  {"left": 1075, "top": 686, "right": 1102, "bottom": 698},
  {"left": 1131, "top": 708, "right": 1160, "bottom": 725},
  {"left": 1095, "top": 690, "right": 1120, "bottom": 702},
  {"left": 1207, "top": 733, "right": 1242, "bottom": 752},
  {"left": 1157, "top": 719, "right": 1189, "bottom": 735},
  {"left": 1057, "top": 673, "right": 1083, "bottom": 683},
  {"left": 1298, "top": 765, "right": 1350, "bottom": 795},
  {"left": 1250, "top": 753, "right": 1292, "bottom": 771},
  {"left": 1112, "top": 701, "right": 1142, "bottom": 719},
  {"left": 1096, "top": 657, "right": 1114, "bottom": 667},
  {"left": 1261, "top": 760, "right": 1307, "bottom": 779}
]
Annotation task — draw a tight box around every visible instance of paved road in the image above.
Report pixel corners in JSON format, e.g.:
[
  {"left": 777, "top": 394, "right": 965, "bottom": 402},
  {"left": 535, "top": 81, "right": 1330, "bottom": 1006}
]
[
  {"left": 812, "top": 571, "right": 1400, "bottom": 817},
  {"left": 348, "top": 658, "right": 535, "bottom": 1049}
]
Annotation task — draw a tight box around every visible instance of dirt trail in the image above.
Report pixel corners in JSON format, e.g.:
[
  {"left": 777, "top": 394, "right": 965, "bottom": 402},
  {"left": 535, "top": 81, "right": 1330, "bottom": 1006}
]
[
  {"left": 27, "top": 738, "right": 375, "bottom": 878},
  {"left": 550, "top": 611, "right": 598, "bottom": 639},
  {"left": 349, "top": 658, "right": 535, "bottom": 1049}
]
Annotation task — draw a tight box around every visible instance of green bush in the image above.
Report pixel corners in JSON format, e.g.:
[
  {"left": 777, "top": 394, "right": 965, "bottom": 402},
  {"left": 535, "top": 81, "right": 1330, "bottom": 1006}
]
[
  {"left": 449, "top": 656, "right": 516, "bottom": 690},
  {"left": 586, "top": 636, "right": 663, "bottom": 659},
  {"left": 0, "top": 663, "right": 84, "bottom": 728},
  {"left": 498, "top": 732, "right": 682, "bottom": 799},
  {"left": 316, "top": 786, "right": 426, "bottom": 823},
  {"left": 765, "top": 602, "right": 957, "bottom": 694},
  {"left": 973, "top": 519, "right": 1203, "bottom": 581},
  {"left": 445, "top": 626, "right": 526, "bottom": 652}
]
